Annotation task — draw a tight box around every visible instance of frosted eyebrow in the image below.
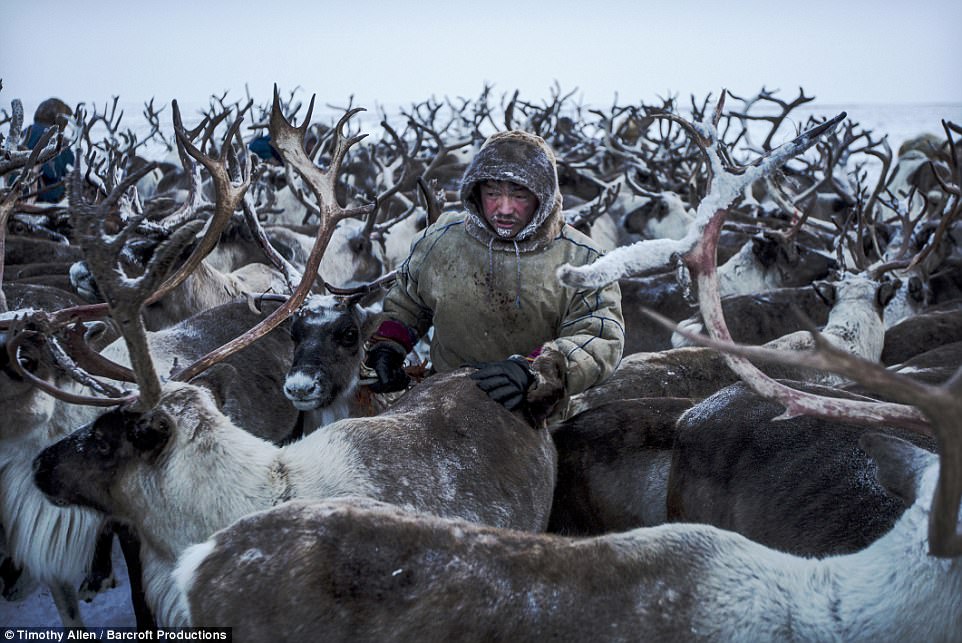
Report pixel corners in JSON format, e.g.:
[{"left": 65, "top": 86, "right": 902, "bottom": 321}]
[{"left": 481, "top": 182, "right": 532, "bottom": 196}]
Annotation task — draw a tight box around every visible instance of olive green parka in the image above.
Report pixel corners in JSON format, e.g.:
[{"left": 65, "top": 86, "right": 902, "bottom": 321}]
[{"left": 381, "top": 130, "right": 624, "bottom": 401}]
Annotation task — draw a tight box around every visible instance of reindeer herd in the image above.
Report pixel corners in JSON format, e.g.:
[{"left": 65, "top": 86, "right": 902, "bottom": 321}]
[{"left": 1, "top": 84, "right": 961, "bottom": 640}]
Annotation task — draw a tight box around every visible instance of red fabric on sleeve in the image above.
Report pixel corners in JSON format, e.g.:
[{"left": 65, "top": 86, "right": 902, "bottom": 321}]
[{"left": 372, "top": 320, "right": 416, "bottom": 353}]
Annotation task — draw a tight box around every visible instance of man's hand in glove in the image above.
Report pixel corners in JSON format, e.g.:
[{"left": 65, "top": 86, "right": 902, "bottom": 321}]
[
  {"left": 364, "top": 342, "right": 409, "bottom": 394},
  {"left": 469, "top": 356, "right": 534, "bottom": 411}
]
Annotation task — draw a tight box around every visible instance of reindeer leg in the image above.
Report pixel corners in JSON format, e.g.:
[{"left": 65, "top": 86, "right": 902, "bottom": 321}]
[
  {"left": 49, "top": 581, "right": 85, "bottom": 629},
  {"left": 1, "top": 554, "right": 35, "bottom": 601},
  {"left": 115, "top": 523, "right": 156, "bottom": 631},
  {"left": 78, "top": 520, "right": 117, "bottom": 600}
]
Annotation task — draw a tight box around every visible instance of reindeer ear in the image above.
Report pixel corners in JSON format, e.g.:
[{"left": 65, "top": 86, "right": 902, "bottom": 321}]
[
  {"left": 82, "top": 321, "right": 117, "bottom": 351},
  {"left": 907, "top": 276, "right": 925, "bottom": 302},
  {"left": 188, "top": 363, "right": 239, "bottom": 411},
  {"left": 359, "top": 288, "right": 385, "bottom": 309},
  {"left": 877, "top": 279, "right": 900, "bottom": 308},
  {"left": 359, "top": 308, "right": 388, "bottom": 340},
  {"left": 859, "top": 432, "right": 935, "bottom": 505},
  {"left": 130, "top": 412, "right": 172, "bottom": 456},
  {"left": 813, "top": 281, "right": 836, "bottom": 306}
]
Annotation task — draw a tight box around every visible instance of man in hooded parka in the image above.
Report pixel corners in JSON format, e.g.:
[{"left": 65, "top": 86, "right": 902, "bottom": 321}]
[{"left": 366, "top": 130, "right": 624, "bottom": 419}]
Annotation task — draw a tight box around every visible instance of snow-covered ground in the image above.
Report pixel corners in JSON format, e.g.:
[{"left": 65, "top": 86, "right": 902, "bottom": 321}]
[{"left": 0, "top": 539, "right": 136, "bottom": 628}]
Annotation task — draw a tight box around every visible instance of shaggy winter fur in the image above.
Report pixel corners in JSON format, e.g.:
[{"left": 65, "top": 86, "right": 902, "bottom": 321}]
[
  {"left": 761, "top": 274, "right": 893, "bottom": 386},
  {"left": 33, "top": 369, "right": 557, "bottom": 626},
  {"left": 0, "top": 372, "right": 105, "bottom": 628},
  {"left": 667, "top": 381, "right": 937, "bottom": 557},
  {"left": 175, "top": 435, "right": 961, "bottom": 642}
]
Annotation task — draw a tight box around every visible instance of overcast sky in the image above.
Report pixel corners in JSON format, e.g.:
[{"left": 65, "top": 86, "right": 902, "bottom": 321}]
[{"left": 3, "top": 0, "right": 961, "bottom": 114}]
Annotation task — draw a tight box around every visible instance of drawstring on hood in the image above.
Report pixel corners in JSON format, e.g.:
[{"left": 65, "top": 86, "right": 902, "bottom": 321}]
[{"left": 462, "top": 131, "right": 564, "bottom": 308}]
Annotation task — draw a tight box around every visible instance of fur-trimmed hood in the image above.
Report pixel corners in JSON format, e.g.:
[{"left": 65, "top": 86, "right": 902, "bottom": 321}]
[{"left": 459, "top": 131, "right": 564, "bottom": 252}]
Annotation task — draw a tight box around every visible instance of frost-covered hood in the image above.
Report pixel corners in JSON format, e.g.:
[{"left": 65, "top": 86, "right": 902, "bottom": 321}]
[{"left": 459, "top": 130, "right": 564, "bottom": 252}]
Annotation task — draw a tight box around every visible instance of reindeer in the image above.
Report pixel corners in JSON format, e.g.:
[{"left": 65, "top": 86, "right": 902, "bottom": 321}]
[
  {"left": 0, "top": 100, "right": 124, "bottom": 629},
  {"left": 172, "top": 99, "right": 962, "bottom": 640},
  {"left": 0, "top": 95, "right": 296, "bottom": 629},
  {"left": 0, "top": 327, "right": 109, "bottom": 627},
  {"left": 882, "top": 306, "right": 962, "bottom": 366},
  {"left": 28, "top": 88, "right": 557, "bottom": 627},
  {"left": 0, "top": 299, "right": 130, "bottom": 628},
  {"left": 665, "top": 380, "right": 936, "bottom": 556},
  {"left": 548, "top": 396, "right": 694, "bottom": 535},
  {"left": 620, "top": 231, "right": 837, "bottom": 353},
  {"left": 668, "top": 283, "right": 831, "bottom": 347},
  {"left": 173, "top": 429, "right": 960, "bottom": 642},
  {"left": 281, "top": 288, "right": 388, "bottom": 431},
  {"left": 552, "top": 97, "right": 937, "bottom": 551},
  {"left": 749, "top": 272, "right": 898, "bottom": 386},
  {"left": 69, "top": 249, "right": 288, "bottom": 332}
]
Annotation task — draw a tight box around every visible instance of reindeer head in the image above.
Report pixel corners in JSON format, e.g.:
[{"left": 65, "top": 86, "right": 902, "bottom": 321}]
[
  {"left": 751, "top": 232, "right": 839, "bottom": 287},
  {"left": 32, "top": 381, "right": 232, "bottom": 516},
  {"left": 284, "top": 293, "right": 383, "bottom": 411}
]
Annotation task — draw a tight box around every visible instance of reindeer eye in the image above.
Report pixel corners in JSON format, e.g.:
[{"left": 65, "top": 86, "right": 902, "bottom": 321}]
[
  {"left": 337, "top": 327, "right": 359, "bottom": 347},
  {"left": 92, "top": 432, "right": 112, "bottom": 456}
]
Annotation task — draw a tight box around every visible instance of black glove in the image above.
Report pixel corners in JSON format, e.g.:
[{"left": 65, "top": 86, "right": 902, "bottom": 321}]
[
  {"left": 470, "top": 356, "right": 533, "bottom": 411},
  {"left": 365, "top": 342, "right": 409, "bottom": 394}
]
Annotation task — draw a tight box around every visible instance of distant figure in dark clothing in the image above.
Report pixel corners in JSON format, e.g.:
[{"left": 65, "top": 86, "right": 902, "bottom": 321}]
[
  {"left": 248, "top": 134, "right": 283, "bottom": 165},
  {"left": 22, "top": 98, "right": 75, "bottom": 203}
]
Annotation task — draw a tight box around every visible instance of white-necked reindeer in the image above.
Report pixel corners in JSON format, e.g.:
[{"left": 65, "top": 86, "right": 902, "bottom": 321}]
[
  {"left": 1, "top": 306, "right": 109, "bottom": 628},
  {"left": 0, "top": 96, "right": 291, "bottom": 629},
  {"left": 29, "top": 88, "right": 557, "bottom": 627}
]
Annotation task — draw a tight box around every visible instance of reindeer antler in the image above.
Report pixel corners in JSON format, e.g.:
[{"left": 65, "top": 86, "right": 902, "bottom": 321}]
[
  {"left": 170, "top": 85, "right": 374, "bottom": 383},
  {"left": 558, "top": 96, "right": 846, "bottom": 288},
  {"left": 149, "top": 100, "right": 254, "bottom": 301},
  {"left": 70, "top": 165, "right": 199, "bottom": 410}
]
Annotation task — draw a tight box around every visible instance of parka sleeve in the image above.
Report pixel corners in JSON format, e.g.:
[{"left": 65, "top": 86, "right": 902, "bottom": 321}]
[
  {"left": 547, "top": 279, "right": 624, "bottom": 397},
  {"left": 380, "top": 233, "right": 435, "bottom": 344}
]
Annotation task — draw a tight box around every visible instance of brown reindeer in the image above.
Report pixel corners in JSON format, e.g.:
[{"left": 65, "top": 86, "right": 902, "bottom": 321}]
[
  {"left": 175, "top": 423, "right": 959, "bottom": 642},
  {"left": 29, "top": 87, "right": 557, "bottom": 626},
  {"left": 172, "top": 99, "right": 961, "bottom": 641}
]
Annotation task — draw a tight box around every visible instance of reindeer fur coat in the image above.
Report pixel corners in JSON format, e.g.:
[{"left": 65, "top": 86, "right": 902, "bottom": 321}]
[{"left": 382, "top": 131, "right": 624, "bottom": 399}]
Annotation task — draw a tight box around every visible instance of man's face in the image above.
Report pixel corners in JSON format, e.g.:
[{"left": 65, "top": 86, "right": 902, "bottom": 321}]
[{"left": 479, "top": 180, "right": 539, "bottom": 239}]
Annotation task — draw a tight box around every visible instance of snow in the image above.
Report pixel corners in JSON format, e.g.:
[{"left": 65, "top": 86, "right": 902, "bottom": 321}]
[{"left": 0, "top": 539, "right": 136, "bottom": 628}]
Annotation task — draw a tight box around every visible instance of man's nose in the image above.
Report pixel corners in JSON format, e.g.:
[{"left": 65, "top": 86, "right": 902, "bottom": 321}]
[{"left": 495, "top": 195, "right": 515, "bottom": 213}]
